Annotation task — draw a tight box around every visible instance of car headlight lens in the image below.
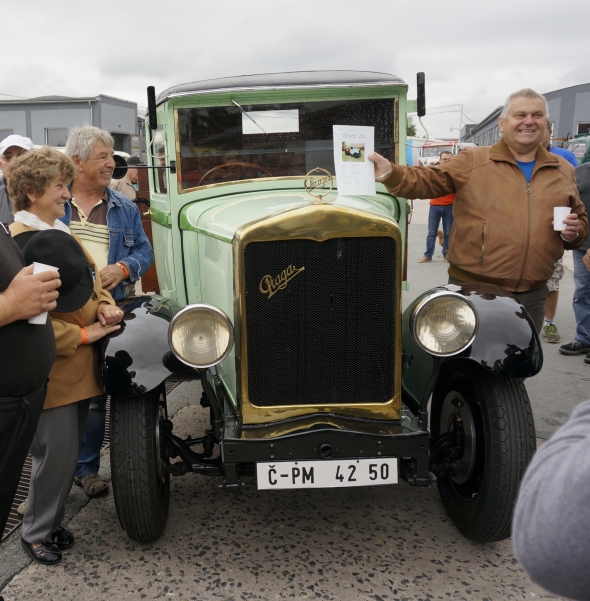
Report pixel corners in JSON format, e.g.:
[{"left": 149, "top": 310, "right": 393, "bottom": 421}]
[
  {"left": 168, "top": 304, "right": 234, "bottom": 368},
  {"left": 412, "top": 294, "right": 477, "bottom": 356}
]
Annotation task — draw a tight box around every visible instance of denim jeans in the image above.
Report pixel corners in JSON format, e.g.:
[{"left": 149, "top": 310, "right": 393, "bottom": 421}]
[
  {"left": 425, "top": 204, "right": 453, "bottom": 259},
  {"left": 75, "top": 395, "right": 107, "bottom": 478},
  {"left": 573, "top": 249, "right": 590, "bottom": 346}
]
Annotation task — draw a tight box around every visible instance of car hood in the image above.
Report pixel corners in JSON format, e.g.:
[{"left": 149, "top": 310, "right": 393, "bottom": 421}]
[{"left": 180, "top": 188, "right": 398, "bottom": 243}]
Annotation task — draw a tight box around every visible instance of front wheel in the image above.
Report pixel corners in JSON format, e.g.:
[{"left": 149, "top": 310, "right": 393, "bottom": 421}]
[
  {"left": 110, "top": 385, "right": 170, "bottom": 542},
  {"left": 431, "top": 362, "right": 536, "bottom": 542}
]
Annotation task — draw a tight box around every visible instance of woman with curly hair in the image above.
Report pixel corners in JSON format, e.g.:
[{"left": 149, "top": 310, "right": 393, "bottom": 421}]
[{"left": 8, "top": 147, "right": 124, "bottom": 565}]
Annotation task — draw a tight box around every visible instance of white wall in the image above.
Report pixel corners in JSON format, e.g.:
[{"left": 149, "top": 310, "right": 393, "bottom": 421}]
[
  {"left": 547, "top": 97, "right": 561, "bottom": 138},
  {"left": 101, "top": 102, "right": 136, "bottom": 134},
  {"left": 0, "top": 111, "right": 27, "bottom": 137},
  {"left": 30, "top": 107, "right": 91, "bottom": 145},
  {"left": 573, "top": 92, "right": 590, "bottom": 134}
]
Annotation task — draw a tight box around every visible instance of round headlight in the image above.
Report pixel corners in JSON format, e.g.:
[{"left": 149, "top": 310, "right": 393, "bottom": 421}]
[
  {"left": 412, "top": 293, "right": 477, "bottom": 356},
  {"left": 168, "top": 304, "right": 234, "bottom": 368}
]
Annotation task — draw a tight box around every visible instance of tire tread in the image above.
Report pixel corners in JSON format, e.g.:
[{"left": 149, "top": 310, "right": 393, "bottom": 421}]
[
  {"left": 432, "top": 364, "right": 536, "bottom": 542},
  {"left": 110, "top": 388, "right": 170, "bottom": 542}
]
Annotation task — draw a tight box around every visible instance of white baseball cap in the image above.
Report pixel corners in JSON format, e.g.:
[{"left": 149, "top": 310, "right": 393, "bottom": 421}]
[{"left": 0, "top": 134, "right": 34, "bottom": 156}]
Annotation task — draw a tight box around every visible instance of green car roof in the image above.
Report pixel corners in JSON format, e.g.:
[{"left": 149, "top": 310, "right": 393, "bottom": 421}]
[{"left": 157, "top": 71, "right": 407, "bottom": 105}]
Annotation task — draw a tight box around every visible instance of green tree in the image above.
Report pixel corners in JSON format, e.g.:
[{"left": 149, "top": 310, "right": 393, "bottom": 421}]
[{"left": 407, "top": 117, "right": 417, "bottom": 137}]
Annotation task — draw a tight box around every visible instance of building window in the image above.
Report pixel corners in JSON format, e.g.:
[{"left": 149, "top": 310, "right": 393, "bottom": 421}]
[
  {"left": 45, "top": 128, "right": 68, "bottom": 147},
  {"left": 111, "top": 133, "right": 131, "bottom": 155},
  {"left": 0, "top": 129, "right": 14, "bottom": 140},
  {"left": 578, "top": 123, "right": 590, "bottom": 135}
]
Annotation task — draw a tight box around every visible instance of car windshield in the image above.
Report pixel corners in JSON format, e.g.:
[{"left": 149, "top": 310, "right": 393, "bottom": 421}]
[
  {"left": 176, "top": 99, "right": 395, "bottom": 189},
  {"left": 421, "top": 145, "right": 453, "bottom": 157}
]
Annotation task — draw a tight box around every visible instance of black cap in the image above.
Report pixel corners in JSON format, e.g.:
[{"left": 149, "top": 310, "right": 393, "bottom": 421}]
[{"left": 16, "top": 230, "right": 95, "bottom": 313}]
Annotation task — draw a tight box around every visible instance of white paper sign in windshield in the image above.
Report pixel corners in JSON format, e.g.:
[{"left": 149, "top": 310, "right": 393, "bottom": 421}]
[
  {"left": 333, "top": 125, "right": 376, "bottom": 196},
  {"left": 242, "top": 109, "right": 299, "bottom": 135}
]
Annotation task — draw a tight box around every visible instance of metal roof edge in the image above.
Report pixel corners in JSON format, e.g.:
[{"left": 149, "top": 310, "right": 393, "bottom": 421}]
[
  {"left": 0, "top": 94, "right": 137, "bottom": 106},
  {"left": 156, "top": 71, "right": 407, "bottom": 106}
]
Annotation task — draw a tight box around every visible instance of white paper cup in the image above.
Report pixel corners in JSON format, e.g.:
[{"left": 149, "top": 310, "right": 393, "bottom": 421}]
[
  {"left": 554, "top": 207, "right": 571, "bottom": 231},
  {"left": 28, "top": 262, "right": 59, "bottom": 325}
]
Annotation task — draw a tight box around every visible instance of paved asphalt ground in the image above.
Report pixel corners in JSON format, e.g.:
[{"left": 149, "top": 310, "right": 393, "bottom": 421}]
[{"left": 2, "top": 198, "right": 583, "bottom": 600}]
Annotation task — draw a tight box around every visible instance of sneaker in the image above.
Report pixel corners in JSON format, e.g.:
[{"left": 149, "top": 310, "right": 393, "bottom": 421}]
[
  {"left": 17, "top": 498, "right": 28, "bottom": 516},
  {"left": 559, "top": 340, "right": 590, "bottom": 355},
  {"left": 584, "top": 354, "right": 590, "bottom": 365},
  {"left": 418, "top": 257, "right": 432, "bottom": 263},
  {"left": 542, "top": 323, "right": 561, "bottom": 343},
  {"left": 74, "top": 473, "right": 109, "bottom": 498},
  {"left": 437, "top": 230, "right": 444, "bottom": 246}
]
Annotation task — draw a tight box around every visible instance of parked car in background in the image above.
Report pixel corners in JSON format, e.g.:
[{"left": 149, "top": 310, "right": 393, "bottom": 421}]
[
  {"left": 418, "top": 140, "right": 475, "bottom": 166},
  {"left": 102, "top": 71, "right": 541, "bottom": 547},
  {"left": 564, "top": 134, "right": 590, "bottom": 165}
]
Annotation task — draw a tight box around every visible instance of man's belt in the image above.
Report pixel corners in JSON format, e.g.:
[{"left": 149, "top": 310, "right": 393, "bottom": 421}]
[{"left": 0, "top": 385, "right": 47, "bottom": 408}]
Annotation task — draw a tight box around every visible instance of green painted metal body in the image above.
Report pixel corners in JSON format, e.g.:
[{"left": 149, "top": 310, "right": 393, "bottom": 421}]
[
  {"left": 139, "top": 72, "right": 541, "bottom": 417},
  {"left": 143, "top": 75, "right": 411, "bottom": 410},
  {"left": 146, "top": 79, "right": 411, "bottom": 302}
]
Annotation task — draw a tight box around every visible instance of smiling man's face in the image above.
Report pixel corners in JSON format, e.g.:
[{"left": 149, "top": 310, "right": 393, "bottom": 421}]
[
  {"left": 498, "top": 97, "right": 547, "bottom": 156},
  {"left": 77, "top": 140, "right": 116, "bottom": 190}
]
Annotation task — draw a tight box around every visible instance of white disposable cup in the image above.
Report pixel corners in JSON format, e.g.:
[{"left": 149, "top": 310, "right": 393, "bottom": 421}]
[
  {"left": 554, "top": 207, "right": 571, "bottom": 231},
  {"left": 28, "top": 262, "right": 59, "bottom": 325}
]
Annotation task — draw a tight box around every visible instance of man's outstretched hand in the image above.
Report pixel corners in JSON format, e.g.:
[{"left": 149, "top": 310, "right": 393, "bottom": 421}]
[{"left": 367, "top": 152, "right": 392, "bottom": 179}]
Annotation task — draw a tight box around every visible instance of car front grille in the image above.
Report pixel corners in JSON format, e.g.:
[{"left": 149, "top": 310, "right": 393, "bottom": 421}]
[{"left": 244, "top": 236, "right": 396, "bottom": 407}]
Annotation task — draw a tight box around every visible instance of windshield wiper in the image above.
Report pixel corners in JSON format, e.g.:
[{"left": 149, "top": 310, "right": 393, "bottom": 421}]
[{"left": 232, "top": 99, "right": 268, "bottom": 135}]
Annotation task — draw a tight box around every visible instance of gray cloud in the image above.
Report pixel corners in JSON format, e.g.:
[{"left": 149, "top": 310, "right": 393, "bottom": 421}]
[{"left": 0, "top": 0, "right": 588, "bottom": 138}]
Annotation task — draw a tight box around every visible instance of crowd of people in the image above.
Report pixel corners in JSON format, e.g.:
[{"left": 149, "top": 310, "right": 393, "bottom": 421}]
[
  {"left": 1, "top": 87, "right": 590, "bottom": 599},
  {"left": 0, "top": 126, "right": 153, "bottom": 566}
]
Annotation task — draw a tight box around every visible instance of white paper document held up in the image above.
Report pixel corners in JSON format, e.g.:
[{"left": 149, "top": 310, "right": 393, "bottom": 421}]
[{"left": 333, "top": 125, "right": 375, "bottom": 196}]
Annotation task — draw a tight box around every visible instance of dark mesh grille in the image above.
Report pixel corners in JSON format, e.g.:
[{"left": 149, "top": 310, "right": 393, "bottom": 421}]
[{"left": 244, "top": 237, "right": 396, "bottom": 407}]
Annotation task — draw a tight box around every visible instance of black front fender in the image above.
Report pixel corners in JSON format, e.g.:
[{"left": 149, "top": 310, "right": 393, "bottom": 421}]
[
  {"left": 99, "top": 295, "right": 196, "bottom": 397},
  {"left": 402, "top": 283, "right": 543, "bottom": 412}
]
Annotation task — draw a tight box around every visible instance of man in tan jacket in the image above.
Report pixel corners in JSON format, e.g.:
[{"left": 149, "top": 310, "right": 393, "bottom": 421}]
[{"left": 369, "top": 88, "right": 588, "bottom": 332}]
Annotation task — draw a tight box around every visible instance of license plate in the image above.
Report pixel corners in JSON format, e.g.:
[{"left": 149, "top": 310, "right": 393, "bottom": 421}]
[{"left": 256, "top": 458, "right": 398, "bottom": 490}]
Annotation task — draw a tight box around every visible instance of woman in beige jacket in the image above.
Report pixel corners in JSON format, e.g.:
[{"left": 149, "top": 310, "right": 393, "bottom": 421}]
[{"left": 8, "top": 147, "right": 123, "bottom": 565}]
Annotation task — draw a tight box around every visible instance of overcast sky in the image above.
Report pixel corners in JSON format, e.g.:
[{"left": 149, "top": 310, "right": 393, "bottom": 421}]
[{"left": 1, "top": 0, "right": 588, "bottom": 140}]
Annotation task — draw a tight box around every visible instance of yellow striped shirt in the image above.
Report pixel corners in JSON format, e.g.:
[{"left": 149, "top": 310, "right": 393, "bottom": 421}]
[{"left": 69, "top": 198, "right": 109, "bottom": 273}]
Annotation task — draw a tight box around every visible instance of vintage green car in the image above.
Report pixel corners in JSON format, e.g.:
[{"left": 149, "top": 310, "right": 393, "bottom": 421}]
[{"left": 104, "top": 71, "right": 541, "bottom": 545}]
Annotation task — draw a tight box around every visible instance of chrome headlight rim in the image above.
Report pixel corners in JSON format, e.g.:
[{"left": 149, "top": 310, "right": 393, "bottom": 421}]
[
  {"left": 168, "top": 303, "right": 234, "bottom": 369},
  {"left": 411, "top": 290, "right": 478, "bottom": 357}
]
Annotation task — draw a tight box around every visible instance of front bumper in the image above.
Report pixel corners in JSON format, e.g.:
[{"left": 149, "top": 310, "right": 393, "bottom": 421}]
[{"left": 219, "top": 408, "right": 431, "bottom": 487}]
